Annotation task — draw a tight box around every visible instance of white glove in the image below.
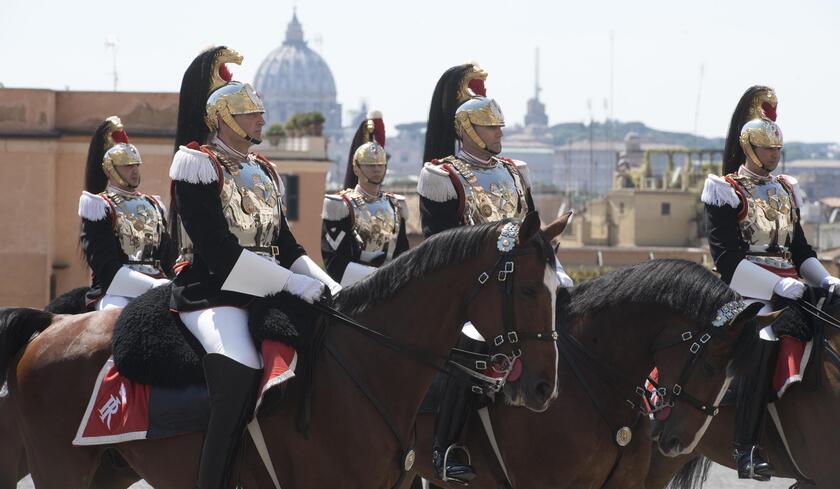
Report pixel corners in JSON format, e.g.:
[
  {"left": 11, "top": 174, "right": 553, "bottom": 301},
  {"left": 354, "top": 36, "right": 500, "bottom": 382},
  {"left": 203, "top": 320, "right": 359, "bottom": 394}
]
[
  {"left": 290, "top": 255, "right": 342, "bottom": 297},
  {"left": 284, "top": 273, "right": 325, "bottom": 304},
  {"left": 152, "top": 278, "right": 171, "bottom": 288},
  {"left": 821, "top": 276, "right": 840, "bottom": 295},
  {"left": 773, "top": 277, "right": 806, "bottom": 300}
]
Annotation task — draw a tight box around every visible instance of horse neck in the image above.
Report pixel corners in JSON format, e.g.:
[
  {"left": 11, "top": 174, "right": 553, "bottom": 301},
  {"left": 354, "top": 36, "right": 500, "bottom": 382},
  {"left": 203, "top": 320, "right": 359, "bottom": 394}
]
[
  {"left": 570, "top": 306, "right": 678, "bottom": 382},
  {"left": 330, "top": 265, "right": 473, "bottom": 426}
]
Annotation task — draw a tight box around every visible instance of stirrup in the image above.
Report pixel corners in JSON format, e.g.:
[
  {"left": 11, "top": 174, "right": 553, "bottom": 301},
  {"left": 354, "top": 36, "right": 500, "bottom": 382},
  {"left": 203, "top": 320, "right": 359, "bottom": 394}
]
[{"left": 442, "top": 444, "right": 472, "bottom": 484}]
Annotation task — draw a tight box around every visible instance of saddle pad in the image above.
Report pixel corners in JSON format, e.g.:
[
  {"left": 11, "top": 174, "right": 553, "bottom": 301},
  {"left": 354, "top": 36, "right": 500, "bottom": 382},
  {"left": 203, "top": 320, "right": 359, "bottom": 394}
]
[
  {"left": 774, "top": 337, "right": 812, "bottom": 398},
  {"left": 74, "top": 341, "right": 297, "bottom": 446},
  {"left": 112, "top": 285, "right": 317, "bottom": 387}
]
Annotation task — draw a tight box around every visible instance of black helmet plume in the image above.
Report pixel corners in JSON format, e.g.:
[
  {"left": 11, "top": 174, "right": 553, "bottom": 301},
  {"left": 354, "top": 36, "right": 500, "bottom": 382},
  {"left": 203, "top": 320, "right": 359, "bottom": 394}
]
[
  {"left": 174, "top": 46, "right": 230, "bottom": 153},
  {"left": 723, "top": 85, "right": 774, "bottom": 175},
  {"left": 422, "top": 64, "right": 476, "bottom": 163}
]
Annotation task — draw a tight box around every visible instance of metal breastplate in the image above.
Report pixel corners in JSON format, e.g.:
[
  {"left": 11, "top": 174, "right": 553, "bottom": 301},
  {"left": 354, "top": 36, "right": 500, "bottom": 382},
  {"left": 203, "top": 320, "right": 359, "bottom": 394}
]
[
  {"left": 446, "top": 157, "right": 527, "bottom": 225},
  {"left": 217, "top": 153, "right": 282, "bottom": 256},
  {"left": 103, "top": 190, "right": 163, "bottom": 275},
  {"left": 731, "top": 174, "right": 796, "bottom": 268},
  {"left": 345, "top": 190, "right": 400, "bottom": 262}
]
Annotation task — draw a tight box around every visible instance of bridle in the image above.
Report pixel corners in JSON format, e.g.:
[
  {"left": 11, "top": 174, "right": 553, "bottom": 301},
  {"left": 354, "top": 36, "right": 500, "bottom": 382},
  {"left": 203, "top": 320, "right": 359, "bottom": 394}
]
[
  {"left": 646, "top": 300, "right": 751, "bottom": 419},
  {"left": 311, "top": 220, "right": 560, "bottom": 484},
  {"left": 450, "top": 221, "right": 560, "bottom": 394}
]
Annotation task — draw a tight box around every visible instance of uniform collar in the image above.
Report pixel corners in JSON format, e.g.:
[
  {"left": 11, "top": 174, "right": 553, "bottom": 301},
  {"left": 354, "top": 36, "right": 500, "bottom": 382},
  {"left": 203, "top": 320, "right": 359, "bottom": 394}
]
[
  {"left": 105, "top": 184, "right": 141, "bottom": 197},
  {"left": 458, "top": 148, "right": 495, "bottom": 168},
  {"left": 354, "top": 184, "right": 382, "bottom": 202},
  {"left": 211, "top": 135, "right": 249, "bottom": 161},
  {"left": 738, "top": 165, "right": 772, "bottom": 183}
]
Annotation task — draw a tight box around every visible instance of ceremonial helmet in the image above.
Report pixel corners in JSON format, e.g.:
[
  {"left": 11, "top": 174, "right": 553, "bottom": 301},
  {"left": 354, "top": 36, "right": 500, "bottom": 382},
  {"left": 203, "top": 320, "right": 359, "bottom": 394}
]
[
  {"left": 344, "top": 111, "right": 387, "bottom": 188},
  {"left": 175, "top": 46, "right": 264, "bottom": 150},
  {"left": 84, "top": 116, "right": 141, "bottom": 192},
  {"left": 723, "top": 86, "right": 778, "bottom": 174},
  {"left": 423, "top": 63, "right": 505, "bottom": 163},
  {"left": 739, "top": 118, "right": 783, "bottom": 169}
]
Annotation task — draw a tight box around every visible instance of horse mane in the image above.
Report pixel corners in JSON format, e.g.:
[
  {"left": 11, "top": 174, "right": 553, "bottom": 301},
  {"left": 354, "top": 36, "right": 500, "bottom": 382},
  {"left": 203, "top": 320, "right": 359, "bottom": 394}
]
[
  {"left": 564, "top": 259, "right": 762, "bottom": 374},
  {"left": 336, "top": 219, "right": 555, "bottom": 315},
  {"left": 566, "top": 259, "right": 738, "bottom": 326},
  {"left": 337, "top": 221, "right": 502, "bottom": 314}
]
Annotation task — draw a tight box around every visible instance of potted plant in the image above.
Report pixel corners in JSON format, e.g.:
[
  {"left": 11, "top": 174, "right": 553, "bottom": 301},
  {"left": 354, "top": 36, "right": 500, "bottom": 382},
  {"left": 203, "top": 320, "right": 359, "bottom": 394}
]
[
  {"left": 284, "top": 114, "right": 300, "bottom": 137},
  {"left": 309, "top": 112, "right": 325, "bottom": 136},
  {"left": 266, "top": 124, "right": 286, "bottom": 146},
  {"left": 299, "top": 112, "right": 315, "bottom": 135}
]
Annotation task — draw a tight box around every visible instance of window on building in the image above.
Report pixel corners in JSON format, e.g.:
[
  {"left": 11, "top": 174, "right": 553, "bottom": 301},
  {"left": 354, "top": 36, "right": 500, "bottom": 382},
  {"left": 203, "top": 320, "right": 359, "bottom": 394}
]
[
  {"left": 661, "top": 202, "right": 671, "bottom": 216},
  {"left": 281, "top": 174, "right": 300, "bottom": 221}
]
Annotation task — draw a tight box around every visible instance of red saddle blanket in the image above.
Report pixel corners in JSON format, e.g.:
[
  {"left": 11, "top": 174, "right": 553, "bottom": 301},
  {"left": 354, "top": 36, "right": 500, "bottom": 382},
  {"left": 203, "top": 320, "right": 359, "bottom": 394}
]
[{"left": 73, "top": 340, "right": 296, "bottom": 446}]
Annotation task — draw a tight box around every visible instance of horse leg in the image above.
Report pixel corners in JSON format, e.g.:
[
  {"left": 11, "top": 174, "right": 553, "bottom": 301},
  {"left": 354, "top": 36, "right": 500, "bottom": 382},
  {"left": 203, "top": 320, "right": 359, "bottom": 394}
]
[
  {"left": 0, "top": 394, "right": 25, "bottom": 489},
  {"left": 88, "top": 449, "right": 142, "bottom": 489}
]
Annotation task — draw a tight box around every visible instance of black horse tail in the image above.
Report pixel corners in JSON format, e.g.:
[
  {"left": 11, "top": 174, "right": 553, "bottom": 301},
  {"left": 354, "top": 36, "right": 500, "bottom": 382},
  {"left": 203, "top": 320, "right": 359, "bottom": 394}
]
[
  {"left": 0, "top": 308, "right": 54, "bottom": 385},
  {"left": 43, "top": 287, "right": 90, "bottom": 314},
  {"left": 666, "top": 456, "right": 712, "bottom": 489}
]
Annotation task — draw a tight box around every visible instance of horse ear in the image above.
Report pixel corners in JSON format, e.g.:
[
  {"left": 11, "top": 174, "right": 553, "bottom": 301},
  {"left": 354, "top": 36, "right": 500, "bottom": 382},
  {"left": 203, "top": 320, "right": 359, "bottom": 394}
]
[
  {"left": 518, "top": 211, "right": 541, "bottom": 241},
  {"left": 542, "top": 211, "right": 574, "bottom": 241}
]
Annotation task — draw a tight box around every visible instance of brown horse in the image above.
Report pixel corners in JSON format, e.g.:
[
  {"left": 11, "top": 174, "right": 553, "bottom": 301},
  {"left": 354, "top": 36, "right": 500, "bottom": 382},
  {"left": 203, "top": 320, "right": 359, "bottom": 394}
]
[
  {"left": 399, "top": 259, "right": 770, "bottom": 489},
  {"left": 4, "top": 214, "right": 565, "bottom": 489},
  {"left": 645, "top": 298, "right": 840, "bottom": 489}
]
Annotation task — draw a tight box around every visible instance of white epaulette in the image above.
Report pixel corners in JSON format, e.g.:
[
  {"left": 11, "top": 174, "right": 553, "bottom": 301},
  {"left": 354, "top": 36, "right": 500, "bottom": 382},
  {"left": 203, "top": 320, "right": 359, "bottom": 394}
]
[
  {"left": 390, "top": 193, "right": 409, "bottom": 220},
  {"left": 78, "top": 191, "right": 109, "bottom": 221},
  {"left": 512, "top": 159, "right": 531, "bottom": 189},
  {"left": 322, "top": 194, "right": 350, "bottom": 221},
  {"left": 169, "top": 146, "right": 218, "bottom": 184},
  {"left": 417, "top": 162, "right": 457, "bottom": 202},
  {"left": 778, "top": 174, "right": 803, "bottom": 208},
  {"left": 701, "top": 174, "right": 740, "bottom": 208}
]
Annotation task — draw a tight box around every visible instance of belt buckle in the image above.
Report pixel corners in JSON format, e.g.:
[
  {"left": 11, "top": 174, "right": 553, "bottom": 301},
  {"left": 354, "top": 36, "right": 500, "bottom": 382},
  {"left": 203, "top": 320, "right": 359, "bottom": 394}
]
[
  {"left": 782, "top": 250, "right": 791, "bottom": 262},
  {"left": 271, "top": 245, "right": 279, "bottom": 257}
]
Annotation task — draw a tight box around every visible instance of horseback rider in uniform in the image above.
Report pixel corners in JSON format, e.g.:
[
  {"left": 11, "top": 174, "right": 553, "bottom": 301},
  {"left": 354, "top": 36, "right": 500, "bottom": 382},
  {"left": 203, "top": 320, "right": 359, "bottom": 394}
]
[
  {"left": 702, "top": 86, "right": 840, "bottom": 481},
  {"left": 321, "top": 111, "right": 409, "bottom": 285},
  {"left": 168, "top": 46, "right": 341, "bottom": 489},
  {"left": 79, "top": 116, "right": 174, "bottom": 311},
  {"left": 417, "top": 63, "right": 573, "bottom": 484}
]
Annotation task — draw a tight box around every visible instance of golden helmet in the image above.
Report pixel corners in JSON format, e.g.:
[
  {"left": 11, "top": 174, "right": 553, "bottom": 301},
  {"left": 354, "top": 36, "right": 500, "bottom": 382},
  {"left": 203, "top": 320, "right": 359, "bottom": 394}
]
[
  {"left": 100, "top": 116, "right": 142, "bottom": 189},
  {"left": 739, "top": 118, "right": 783, "bottom": 168},
  {"left": 454, "top": 96, "right": 505, "bottom": 150},
  {"left": 205, "top": 82, "right": 265, "bottom": 143}
]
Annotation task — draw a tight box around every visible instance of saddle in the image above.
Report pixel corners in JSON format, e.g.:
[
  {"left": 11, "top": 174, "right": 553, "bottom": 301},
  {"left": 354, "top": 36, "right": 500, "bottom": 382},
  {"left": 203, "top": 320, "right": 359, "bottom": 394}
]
[{"left": 112, "top": 284, "right": 322, "bottom": 387}]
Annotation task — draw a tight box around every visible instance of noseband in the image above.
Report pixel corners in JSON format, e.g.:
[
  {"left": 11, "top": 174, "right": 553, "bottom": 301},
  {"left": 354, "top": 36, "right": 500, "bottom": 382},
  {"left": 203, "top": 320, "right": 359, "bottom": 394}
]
[
  {"left": 451, "top": 221, "right": 559, "bottom": 394},
  {"left": 648, "top": 300, "right": 750, "bottom": 418}
]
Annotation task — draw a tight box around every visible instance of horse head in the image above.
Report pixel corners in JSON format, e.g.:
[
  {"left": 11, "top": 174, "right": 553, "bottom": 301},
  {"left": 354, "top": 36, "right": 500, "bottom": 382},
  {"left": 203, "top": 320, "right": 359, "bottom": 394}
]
[
  {"left": 465, "top": 212, "right": 566, "bottom": 412},
  {"left": 652, "top": 301, "right": 774, "bottom": 456}
]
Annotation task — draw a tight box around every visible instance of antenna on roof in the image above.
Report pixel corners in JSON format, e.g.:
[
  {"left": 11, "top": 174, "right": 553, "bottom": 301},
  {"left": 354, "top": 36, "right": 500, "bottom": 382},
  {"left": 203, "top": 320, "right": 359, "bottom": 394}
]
[{"left": 104, "top": 36, "right": 119, "bottom": 91}]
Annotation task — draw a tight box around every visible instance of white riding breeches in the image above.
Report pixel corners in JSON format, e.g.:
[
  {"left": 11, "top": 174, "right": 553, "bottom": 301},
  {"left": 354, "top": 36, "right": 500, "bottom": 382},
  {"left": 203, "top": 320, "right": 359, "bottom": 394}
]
[
  {"left": 179, "top": 307, "right": 262, "bottom": 369},
  {"left": 95, "top": 294, "right": 130, "bottom": 311}
]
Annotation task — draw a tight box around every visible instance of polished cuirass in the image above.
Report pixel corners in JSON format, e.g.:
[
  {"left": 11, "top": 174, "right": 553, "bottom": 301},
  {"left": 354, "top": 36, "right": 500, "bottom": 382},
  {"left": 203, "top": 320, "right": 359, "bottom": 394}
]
[
  {"left": 342, "top": 189, "right": 400, "bottom": 262},
  {"left": 730, "top": 173, "right": 797, "bottom": 268},
  {"left": 214, "top": 148, "right": 282, "bottom": 256},
  {"left": 444, "top": 156, "right": 527, "bottom": 225},
  {"left": 102, "top": 189, "right": 164, "bottom": 274}
]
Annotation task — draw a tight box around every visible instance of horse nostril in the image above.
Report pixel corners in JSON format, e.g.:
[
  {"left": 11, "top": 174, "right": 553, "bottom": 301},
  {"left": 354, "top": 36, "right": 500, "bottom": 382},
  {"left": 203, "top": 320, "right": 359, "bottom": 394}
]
[
  {"left": 535, "top": 380, "right": 554, "bottom": 404},
  {"left": 659, "top": 435, "right": 679, "bottom": 455}
]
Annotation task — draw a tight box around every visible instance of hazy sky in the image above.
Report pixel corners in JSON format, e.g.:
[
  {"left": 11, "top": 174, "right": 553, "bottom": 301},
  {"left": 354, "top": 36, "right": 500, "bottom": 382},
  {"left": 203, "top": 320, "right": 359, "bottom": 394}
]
[{"left": 2, "top": 0, "right": 838, "bottom": 143}]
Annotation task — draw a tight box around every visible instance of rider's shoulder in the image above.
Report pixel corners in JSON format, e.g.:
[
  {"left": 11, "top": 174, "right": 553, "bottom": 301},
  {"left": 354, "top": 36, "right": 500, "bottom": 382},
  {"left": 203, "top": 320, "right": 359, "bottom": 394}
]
[
  {"left": 776, "top": 174, "right": 803, "bottom": 207},
  {"left": 322, "top": 193, "right": 350, "bottom": 221},
  {"left": 170, "top": 143, "right": 218, "bottom": 184},
  {"left": 78, "top": 191, "right": 109, "bottom": 221},
  {"left": 701, "top": 173, "right": 740, "bottom": 208},
  {"left": 418, "top": 161, "right": 457, "bottom": 202}
]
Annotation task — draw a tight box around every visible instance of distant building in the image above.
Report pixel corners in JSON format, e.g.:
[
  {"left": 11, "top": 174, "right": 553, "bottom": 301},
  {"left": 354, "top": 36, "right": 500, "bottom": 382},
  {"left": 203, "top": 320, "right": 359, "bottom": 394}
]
[
  {"left": 0, "top": 87, "right": 331, "bottom": 308},
  {"left": 783, "top": 159, "right": 840, "bottom": 201},
  {"left": 254, "top": 11, "right": 342, "bottom": 133}
]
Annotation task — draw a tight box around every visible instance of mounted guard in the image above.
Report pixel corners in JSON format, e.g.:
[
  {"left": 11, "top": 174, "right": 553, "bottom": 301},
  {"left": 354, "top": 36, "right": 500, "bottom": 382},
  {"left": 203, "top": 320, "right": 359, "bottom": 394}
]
[
  {"left": 417, "top": 62, "right": 572, "bottom": 484},
  {"left": 702, "top": 86, "right": 840, "bottom": 481},
  {"left": 78, "top": 116, "right": 174, "bottom": 311},
  {"left": 321, "top": 111, "right": 409, "bottom": 285},
  {"left": 168, "top": 46, "right": 341, "bottom": 489}
]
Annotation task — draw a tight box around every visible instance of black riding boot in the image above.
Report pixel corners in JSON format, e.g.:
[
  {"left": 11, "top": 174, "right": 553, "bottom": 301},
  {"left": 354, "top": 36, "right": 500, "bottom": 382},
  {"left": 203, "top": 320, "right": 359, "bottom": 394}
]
[
  {"left": 433, "top": 372, "right": 475, "bottom": 485},
  {"left": 197, "top": 354, "right": 261, "bottom": 489},
  {"left": 733, "top": 339, "right": 777, "bottom": 482}
]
